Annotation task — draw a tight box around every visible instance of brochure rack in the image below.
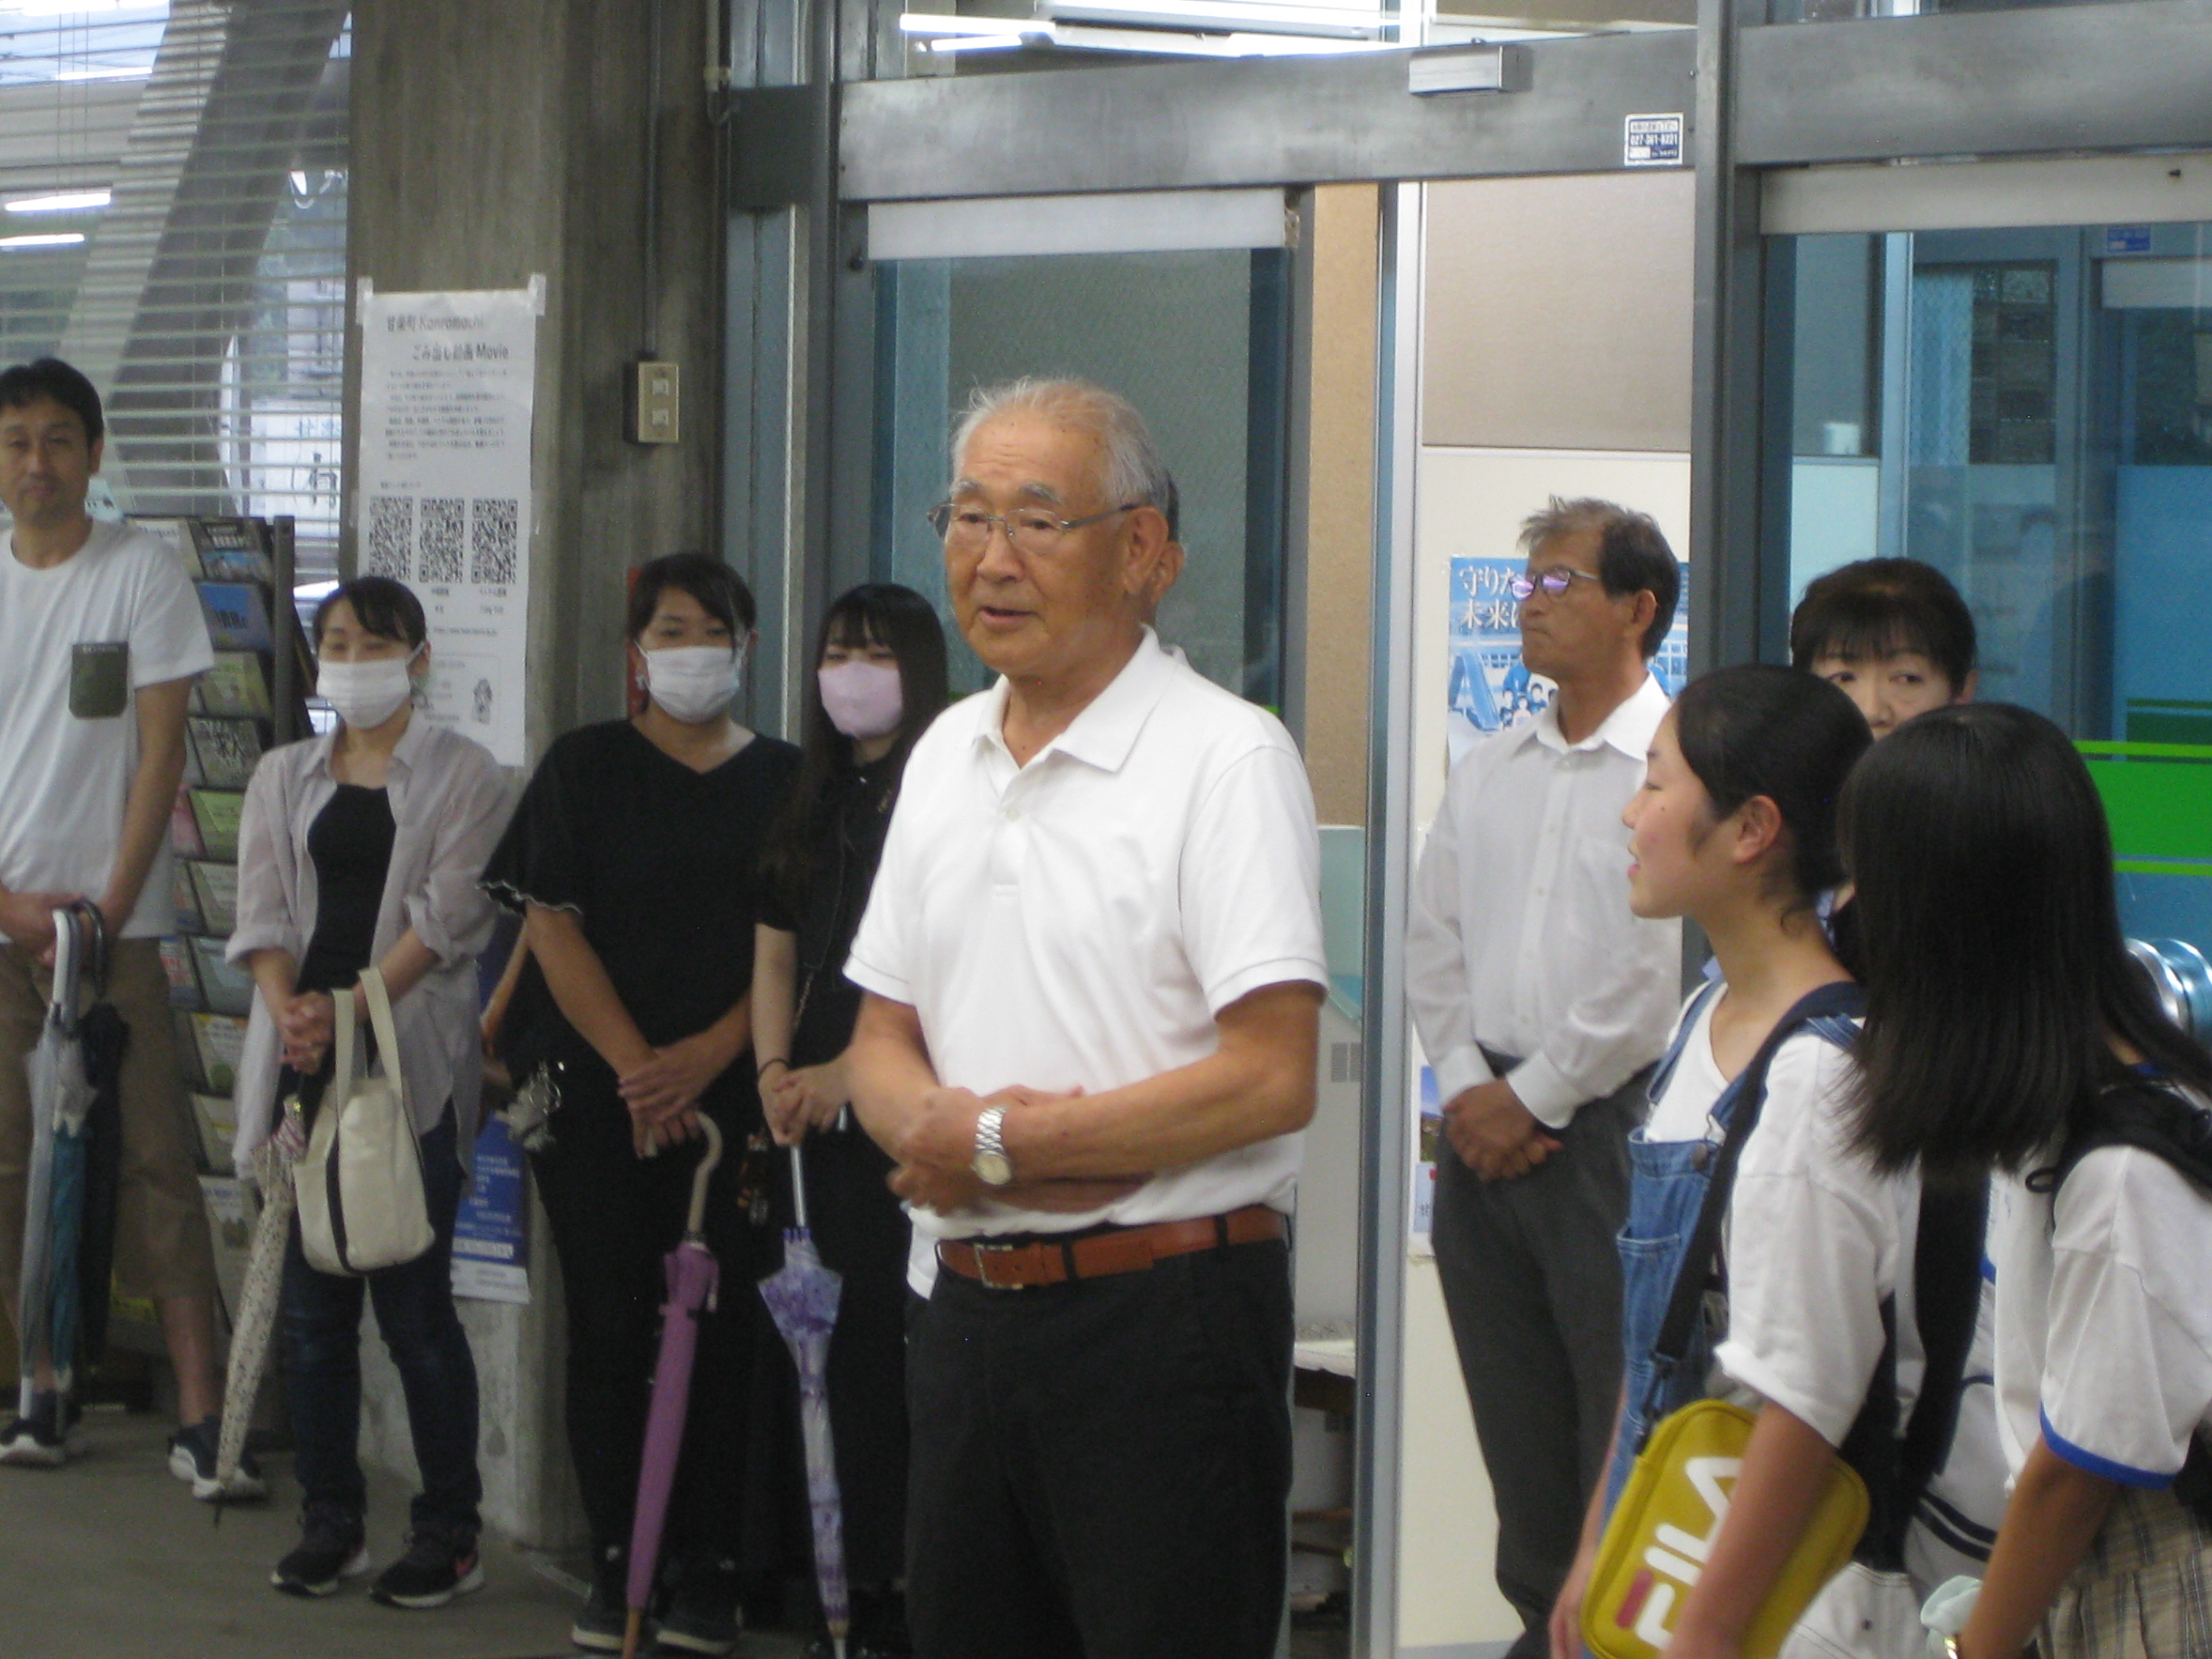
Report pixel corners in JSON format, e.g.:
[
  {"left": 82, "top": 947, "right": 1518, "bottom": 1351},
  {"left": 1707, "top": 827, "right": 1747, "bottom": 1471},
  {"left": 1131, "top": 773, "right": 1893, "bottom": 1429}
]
[{"left": 137, "top": 514, "right": 311, "bottom": 1340}]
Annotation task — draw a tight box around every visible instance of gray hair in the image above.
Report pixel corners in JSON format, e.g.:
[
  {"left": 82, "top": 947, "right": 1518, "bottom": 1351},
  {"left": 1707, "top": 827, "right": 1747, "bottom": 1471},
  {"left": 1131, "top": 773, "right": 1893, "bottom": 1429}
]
[
  {"left": 1518, "top": 494, "right": 1681, "bottom": 659},
  {"left": 949, "top": 377, "right": 1174, "bottom": 518}
]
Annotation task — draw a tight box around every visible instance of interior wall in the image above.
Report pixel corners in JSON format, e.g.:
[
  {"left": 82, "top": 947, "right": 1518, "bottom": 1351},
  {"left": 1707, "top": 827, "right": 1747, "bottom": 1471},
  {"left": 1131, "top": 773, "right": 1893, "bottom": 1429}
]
[{"left": 1303, "top": 184, "right": 1380, "bottom": 826}]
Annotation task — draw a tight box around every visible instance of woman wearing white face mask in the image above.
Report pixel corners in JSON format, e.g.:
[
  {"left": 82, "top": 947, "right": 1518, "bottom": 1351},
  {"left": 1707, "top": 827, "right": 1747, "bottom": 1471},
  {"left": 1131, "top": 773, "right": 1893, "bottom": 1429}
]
[
  {"left": 229, "top": 576, "right": 512, "bottom": 1606},
  {"left": 748, "top": 584, "right": 948, "bottom": 1658},
  {"left": 482, "top": 553, "right": 800, "bottom": 1656}
]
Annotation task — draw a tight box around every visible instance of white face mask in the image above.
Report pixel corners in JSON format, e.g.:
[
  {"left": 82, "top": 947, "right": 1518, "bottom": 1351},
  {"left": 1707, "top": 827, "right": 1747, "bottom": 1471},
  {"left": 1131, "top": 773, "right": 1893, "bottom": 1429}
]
[
  {"left": 817, "top": 659, "right": 904, "bottom": 741},
  {"left": 317, "top": 653, "right": 419, "bottom": 731},
  {"left": 643, "top": 644, "right": 743, "bottom": 724}
]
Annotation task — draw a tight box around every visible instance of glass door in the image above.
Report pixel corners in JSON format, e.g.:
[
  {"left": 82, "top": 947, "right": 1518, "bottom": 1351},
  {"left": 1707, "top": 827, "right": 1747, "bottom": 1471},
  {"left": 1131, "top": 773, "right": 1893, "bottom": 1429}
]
[
  {"left": 867, "top": 192, "right": 1294, "bottom": 706},
  {"left": 1774, "top": 208, "right": 2212, "bottom": 987}
]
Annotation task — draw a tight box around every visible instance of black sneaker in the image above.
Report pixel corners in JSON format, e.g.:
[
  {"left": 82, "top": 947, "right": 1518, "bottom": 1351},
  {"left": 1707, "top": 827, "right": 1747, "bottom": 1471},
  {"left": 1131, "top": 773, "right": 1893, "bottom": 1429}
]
[
  {"left": 571, "top": 1549, "right": 635, "bottom": 1654},
  {"left": 371, "top": 1528, "right": 485, "bottom": 1609},
  {"left": 272, "top": 1511, "right": 370, "bottom": 1597},
  {"left": 652, "top": 1557, "right": 741, "bottom": 1656},
  {"left": 167, "top": 1414, "right": 266, "bottom": 1501},
  {"left": 0, "top": 1391, "right": 70, "bottom": 1468}
]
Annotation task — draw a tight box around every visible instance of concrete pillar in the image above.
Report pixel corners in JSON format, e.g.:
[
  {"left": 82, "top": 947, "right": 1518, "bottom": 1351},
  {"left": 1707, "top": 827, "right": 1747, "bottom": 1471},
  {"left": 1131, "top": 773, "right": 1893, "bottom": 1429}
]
[{"left": 345, "top": 0, "right": 726, "bottom": 1554}]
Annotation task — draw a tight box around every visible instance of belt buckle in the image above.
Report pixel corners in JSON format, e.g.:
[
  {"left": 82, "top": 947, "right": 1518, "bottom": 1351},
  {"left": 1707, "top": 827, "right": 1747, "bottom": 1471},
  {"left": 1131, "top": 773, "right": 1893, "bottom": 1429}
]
[{"left": 969, "top": 1241, "right": 1028, "bottom": 1291}]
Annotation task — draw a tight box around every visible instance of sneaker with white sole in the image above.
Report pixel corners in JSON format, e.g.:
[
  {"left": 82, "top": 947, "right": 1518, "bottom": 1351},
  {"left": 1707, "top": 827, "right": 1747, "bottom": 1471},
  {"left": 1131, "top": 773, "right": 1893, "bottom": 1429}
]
[
  {"left": 370, "top": 1528, "right": 485, "bottom": 1610},
  {"left": 167, "top": 1414, "right": 266, "bottom": 1502},
  {"left": 0, "top": 1391, "right": 72, "bottom": 1468},
  {"left": 272, "top": 1510, "right": 371, "bottom": 1597}
]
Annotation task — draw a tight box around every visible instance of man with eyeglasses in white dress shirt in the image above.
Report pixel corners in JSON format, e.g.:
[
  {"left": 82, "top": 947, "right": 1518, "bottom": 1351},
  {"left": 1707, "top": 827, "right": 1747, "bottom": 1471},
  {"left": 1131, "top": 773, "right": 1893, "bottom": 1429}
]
[
  {"left": 846, "top": 377, "right": 1326, "bottom": 1659},
  {"left": 1407, "top": 497, "right": 1684, "bottom": 1658}
]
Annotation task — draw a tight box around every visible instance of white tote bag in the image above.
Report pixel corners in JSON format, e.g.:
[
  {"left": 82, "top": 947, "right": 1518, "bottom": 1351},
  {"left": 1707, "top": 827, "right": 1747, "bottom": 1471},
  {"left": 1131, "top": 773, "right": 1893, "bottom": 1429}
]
[{"left": 295, "top": 967, "right": 432, "bottom": 1275}]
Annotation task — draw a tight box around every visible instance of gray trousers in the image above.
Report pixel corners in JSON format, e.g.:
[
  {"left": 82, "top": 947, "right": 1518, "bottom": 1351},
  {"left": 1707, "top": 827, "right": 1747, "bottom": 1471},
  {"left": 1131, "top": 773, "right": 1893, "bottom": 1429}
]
[{"left": 1429, "top": 1068, "right": 1649, "bottom": 1651}]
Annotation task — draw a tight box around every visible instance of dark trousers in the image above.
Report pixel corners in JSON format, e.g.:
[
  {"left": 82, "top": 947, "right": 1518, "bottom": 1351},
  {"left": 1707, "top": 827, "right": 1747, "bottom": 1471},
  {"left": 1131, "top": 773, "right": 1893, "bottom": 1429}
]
[
  {"left": 1429, "top": 1076, "right": 1646, "bottom": 1650},
  {"left": 281, "top": 1105, "right": 483, "bottom": 1536},
  {"left": 531, "top": 1089, "right": 758, "bottom": 1574},
  {"left": 905, "top": 1234, "right": 1293, "bottom": 1659}
]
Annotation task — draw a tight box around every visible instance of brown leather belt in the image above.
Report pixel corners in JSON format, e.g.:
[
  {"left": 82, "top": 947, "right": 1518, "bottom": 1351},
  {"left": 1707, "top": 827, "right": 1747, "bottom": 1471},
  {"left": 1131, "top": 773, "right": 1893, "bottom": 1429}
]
[{"left": 937, "top": 1204, "right": 1287, "bottom": 1291}]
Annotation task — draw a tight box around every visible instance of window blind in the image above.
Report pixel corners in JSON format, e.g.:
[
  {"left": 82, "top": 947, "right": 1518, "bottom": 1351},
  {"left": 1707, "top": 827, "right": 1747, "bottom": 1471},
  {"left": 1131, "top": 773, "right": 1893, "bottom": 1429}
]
[{"left": 0, "top": 1, "right": 350, "bottom": 581}]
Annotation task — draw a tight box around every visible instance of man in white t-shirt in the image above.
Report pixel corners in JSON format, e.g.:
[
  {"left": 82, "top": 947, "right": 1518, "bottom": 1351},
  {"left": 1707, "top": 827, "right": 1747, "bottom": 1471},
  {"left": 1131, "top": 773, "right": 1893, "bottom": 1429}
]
[
  {"left": 0, "top": 358, "right": 238, "bottom": 1494},
  {"left": 846, "top": 378, "right": 1327, "bottom": 1659}
]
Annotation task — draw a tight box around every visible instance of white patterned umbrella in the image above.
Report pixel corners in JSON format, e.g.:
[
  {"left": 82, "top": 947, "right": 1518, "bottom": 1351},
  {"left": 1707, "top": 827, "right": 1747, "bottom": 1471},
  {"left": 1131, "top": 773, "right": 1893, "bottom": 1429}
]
[{"left": 216, "top": 1120, "right": 303, "bottom": 1499}]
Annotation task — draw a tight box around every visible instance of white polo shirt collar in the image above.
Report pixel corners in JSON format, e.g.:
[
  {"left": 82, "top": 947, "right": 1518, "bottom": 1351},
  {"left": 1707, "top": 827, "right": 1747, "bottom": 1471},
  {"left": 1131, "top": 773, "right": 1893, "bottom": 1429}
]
[{"left": 968, "top": 626, "right": 1176, "bottom": 779}]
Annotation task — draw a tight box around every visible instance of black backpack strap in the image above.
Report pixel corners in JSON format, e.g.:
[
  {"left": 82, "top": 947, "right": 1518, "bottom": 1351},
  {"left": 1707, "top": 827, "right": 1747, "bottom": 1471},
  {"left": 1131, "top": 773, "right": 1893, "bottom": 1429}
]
[
  {"left": 2045, "top": 1081, "right": 2212, "bottom": 1200},
  {"left": 1843, "top": 1176, "right": 1990, "bottom": 1570},
  {"left": 1639, "top": 980, "right": 1867, "bottom": 1436}
]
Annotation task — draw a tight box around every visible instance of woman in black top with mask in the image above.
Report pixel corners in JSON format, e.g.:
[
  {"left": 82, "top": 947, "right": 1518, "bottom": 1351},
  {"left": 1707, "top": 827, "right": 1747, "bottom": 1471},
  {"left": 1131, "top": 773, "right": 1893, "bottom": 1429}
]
[
  {"left": 484, "top": 554, "right": 799, "bottom": 1657},
  {"left": 752, "top": 583, "right": 949, "bottom": 1658}
]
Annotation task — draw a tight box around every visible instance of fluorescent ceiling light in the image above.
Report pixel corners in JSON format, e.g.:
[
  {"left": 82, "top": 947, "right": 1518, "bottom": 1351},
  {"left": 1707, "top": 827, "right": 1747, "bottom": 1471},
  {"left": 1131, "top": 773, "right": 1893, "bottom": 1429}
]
[
  {"left": 5, "top": 189, "right": 110, "bottom": 213},
  {"left": 904, "top": 11, "right": 1395, "bottom": 55},
  {"left": 0, "top": 231, "right": 86, "bottom": 249},
  {"left": 0, "top": 1, "right": 150, "bottom": 14},
  {"left": 1050, "top": 22, "right": 1393, "bottom": 51},
  {"left": 899, "top": 11, "right": 1037, "bottom": 35},
  {"left": 1044, "top": 0, "right": 1389, "bottom": 37},
  {"left": 55, "top": 64, "right": 153, "bottom": 81}
]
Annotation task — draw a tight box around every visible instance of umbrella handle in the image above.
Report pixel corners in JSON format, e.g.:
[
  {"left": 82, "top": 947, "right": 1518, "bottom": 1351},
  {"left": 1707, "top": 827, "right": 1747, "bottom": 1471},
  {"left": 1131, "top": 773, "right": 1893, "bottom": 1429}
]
[
  {"left": 685, "top": 1115, "right": 724, "bottom": 1237},
  {"left": 789, "top": 1140, "right": 810, "bottom": 1232},
  {"left": 68, "top": 899, "right": 108, "bottom": 998}
]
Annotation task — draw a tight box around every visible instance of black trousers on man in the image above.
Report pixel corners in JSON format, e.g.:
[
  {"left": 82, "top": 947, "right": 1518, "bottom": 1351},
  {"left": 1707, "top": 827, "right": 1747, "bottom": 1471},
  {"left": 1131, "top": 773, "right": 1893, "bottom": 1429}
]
[
  {"left": 905, "top": 1234, "right": 1292, "bottom": 1659},
  {"left": 1430, "top": 1074, "right": 1647, "bottom": 1657}
]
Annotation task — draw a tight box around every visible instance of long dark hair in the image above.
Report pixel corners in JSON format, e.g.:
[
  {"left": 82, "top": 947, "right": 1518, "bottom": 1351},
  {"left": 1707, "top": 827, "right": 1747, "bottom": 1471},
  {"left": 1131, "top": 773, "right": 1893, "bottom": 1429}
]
[
  {"left": 759, "top": 583, "right": 949, "bottom": 901},
  {"left": 1673, "top": 664, "right": 1870, "bottom": 916},
  {"left": 1843, "top": 703, "right": 2212, "bottom": 1179}
]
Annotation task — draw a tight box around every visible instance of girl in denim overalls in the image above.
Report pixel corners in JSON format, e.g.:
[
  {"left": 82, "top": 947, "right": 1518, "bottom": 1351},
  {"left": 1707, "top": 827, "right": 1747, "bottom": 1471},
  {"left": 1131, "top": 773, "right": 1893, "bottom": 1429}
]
[{"left": 1551, "top": 665, "right": 1930, "bottom": 1659}]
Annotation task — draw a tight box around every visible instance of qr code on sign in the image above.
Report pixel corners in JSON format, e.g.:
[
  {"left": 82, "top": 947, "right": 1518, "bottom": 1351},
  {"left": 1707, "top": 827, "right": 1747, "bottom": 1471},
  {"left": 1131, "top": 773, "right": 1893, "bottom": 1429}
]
[
  {"left": 419, "top": 498, "right": 465, "bottom": 584},
  {"left": 470, "top": 498, "right": 518, "bottom": 586},
  {"left": 365, "top": 497, "right": 413, "bottom": 578}
]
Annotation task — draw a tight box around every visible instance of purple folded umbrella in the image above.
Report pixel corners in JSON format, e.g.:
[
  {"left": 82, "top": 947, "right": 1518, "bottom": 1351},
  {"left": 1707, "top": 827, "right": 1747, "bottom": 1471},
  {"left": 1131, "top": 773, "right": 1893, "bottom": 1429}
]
[
  {"left": 759, "top": 1143, "right": 849, "bottom": 1659},
  {"left": 622, "top": 1118, "right": 726, "bottom": 1659}
]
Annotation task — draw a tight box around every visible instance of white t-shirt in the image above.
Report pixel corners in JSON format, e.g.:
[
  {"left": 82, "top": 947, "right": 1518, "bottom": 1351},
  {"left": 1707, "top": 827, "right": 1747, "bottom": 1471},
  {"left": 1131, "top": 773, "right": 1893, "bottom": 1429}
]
[
  {"left": 1990, "top": 1120, "right": 2212, "bottom": 1488},
  {"left": 1645, "top": 989, "right": 1925, "bottom": 1447},
  {"left": 0, "top": 519, "right": 213, "bottom": 941},
  {"left": 844, "top": 629, "right": 1329, "bottom": 1295}
]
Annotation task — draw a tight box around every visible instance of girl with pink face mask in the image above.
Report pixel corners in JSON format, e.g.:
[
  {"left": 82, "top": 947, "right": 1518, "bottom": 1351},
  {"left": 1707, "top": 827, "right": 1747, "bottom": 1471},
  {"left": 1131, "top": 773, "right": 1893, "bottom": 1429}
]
[{"left": 751, "top": 583, "right": 948, "bottom": 1659}]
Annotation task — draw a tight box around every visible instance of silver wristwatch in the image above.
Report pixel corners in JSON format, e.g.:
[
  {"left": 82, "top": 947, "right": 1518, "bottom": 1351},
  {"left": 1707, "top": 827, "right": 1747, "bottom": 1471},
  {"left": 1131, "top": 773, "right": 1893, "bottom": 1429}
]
[{"left": 971, "top": 1105, "right": 1014, "bottom": 1187}]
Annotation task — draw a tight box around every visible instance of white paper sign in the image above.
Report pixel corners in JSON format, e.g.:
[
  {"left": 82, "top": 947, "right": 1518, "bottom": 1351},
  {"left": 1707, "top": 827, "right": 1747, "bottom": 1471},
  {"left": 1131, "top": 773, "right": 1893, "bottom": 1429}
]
[
  {"left": 356, "top": 285, "right": 541, "bottom": 765},
  {"left": 1624, "top": 112, "right": 1685, "bottom": 168}
]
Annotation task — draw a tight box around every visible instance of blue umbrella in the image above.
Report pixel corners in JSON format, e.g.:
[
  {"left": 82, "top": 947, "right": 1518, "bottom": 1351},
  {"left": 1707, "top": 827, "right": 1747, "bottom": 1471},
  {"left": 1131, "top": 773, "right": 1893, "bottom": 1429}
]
[
  {"left": 758, "top": 1144, "right": 850, "bottom": 1659},
  {"left": 16, "top": 905, "right": 102, "bottom": 1413}
]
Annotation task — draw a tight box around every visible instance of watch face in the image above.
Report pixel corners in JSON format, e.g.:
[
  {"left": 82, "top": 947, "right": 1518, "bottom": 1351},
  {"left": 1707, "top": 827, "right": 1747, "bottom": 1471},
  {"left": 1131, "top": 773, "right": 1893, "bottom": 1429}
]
[{"left": 973, "top": 1149, "right": 1014, "bottom": 1187}]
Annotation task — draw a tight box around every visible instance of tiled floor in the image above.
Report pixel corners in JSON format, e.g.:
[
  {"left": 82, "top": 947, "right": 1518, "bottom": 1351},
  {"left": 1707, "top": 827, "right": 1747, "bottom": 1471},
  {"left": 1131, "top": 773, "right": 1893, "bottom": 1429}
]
[{"left": 0, "top": 1408, "right": 809, "bottom": 1659}]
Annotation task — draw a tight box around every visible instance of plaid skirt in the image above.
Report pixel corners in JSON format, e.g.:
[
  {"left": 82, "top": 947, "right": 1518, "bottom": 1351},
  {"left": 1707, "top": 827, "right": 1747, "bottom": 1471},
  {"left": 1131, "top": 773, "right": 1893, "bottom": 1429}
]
[{"left": 2043, "top": 1485, "right": 2212, "bottom": 1659}]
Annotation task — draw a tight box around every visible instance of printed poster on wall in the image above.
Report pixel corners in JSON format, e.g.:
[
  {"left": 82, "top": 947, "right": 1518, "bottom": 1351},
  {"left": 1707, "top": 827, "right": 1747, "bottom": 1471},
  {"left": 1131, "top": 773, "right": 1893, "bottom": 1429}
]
[
  {"left": 1445, "top": 555, "right": 1691, "bottom": 766},
  {"left": 355, "top": 281, "right": 542, "bottom": 767},
  {"left": 451, "top": 1116, "right": 530, "bottom": 1305}
]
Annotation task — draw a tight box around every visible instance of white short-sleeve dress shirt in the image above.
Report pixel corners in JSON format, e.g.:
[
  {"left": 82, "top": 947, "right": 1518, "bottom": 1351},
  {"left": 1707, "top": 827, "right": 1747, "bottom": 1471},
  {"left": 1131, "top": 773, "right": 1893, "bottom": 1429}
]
[
  {"left": 844, "top": 629, "right": 1328, "bottom": 1294},
  {"left": 1406, "top": 674, "right": 1682, "bottom": 1127}
]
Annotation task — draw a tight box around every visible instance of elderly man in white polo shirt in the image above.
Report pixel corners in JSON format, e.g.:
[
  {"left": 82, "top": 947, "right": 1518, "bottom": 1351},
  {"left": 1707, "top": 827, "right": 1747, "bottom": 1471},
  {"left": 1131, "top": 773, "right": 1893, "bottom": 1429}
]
[{"left": 846, "top": 377, "right": 1326, "bottom": 1659}]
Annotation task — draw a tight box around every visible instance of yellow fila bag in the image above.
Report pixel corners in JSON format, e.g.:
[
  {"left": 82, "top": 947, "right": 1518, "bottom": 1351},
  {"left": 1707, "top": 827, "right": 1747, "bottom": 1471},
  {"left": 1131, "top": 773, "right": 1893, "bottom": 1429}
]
[{"left": 1583, "top": 1398, "right": 1868, "bottom": 1659}]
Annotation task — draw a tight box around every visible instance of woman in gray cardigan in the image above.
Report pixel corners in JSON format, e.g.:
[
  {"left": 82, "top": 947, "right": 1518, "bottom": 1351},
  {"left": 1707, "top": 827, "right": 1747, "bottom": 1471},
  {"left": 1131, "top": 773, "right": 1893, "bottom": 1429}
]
[{"left": 229, "top": 576, "right": 510, "bottom": 1612}]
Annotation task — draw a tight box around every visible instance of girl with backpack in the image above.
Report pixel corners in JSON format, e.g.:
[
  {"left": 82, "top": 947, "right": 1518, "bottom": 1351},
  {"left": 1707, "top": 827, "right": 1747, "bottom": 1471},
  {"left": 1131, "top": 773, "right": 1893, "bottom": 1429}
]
[
  {"left": 1841, "top": 703, "right": 2212, "bottom": 1659},
  {"left": 1551, "top": 665, "right": 1988, "bottom": 1659}
]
